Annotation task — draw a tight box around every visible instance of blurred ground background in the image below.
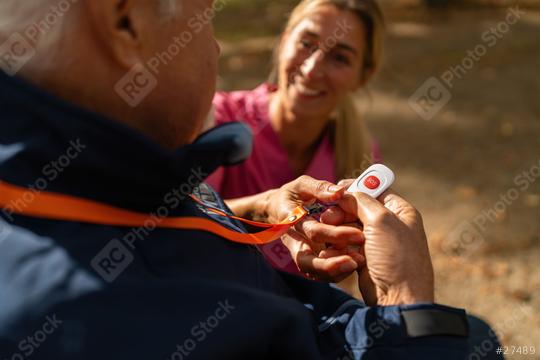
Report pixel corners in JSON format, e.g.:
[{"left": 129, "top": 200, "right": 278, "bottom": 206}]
[{"left": 214, "top": 0, "right": 540, "bottom": 357}]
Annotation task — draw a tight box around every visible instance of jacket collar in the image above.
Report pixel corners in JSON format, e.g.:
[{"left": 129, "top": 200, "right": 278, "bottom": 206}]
[{"left": 0, "top": 71, "right": 252, "bottom": 211}]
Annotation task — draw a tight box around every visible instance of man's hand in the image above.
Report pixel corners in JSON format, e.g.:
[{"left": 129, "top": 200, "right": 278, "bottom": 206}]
[
  {"left": 321, "top": 185, "right": 434, "bottom": 306},
  {"left": 321, "top": 180, "right": 434, "bottom": 305}
]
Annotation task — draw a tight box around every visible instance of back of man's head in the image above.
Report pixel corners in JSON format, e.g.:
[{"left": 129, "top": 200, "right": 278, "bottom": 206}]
[{"left": 0, "top": 0, "right": 219, "bottom": 149}]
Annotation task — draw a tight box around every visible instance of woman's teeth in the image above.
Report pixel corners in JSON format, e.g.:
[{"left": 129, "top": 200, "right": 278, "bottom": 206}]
[{"left": 296, "top": 83, "right": 323, "bottom": 96}]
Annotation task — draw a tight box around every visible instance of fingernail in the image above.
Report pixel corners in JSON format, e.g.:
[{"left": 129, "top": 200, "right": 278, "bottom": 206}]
[
  {"left": 329, "top": 185, "right": 342, "bottom": 193},
  {"left": 354, "top": 255, "right": 365, "bottom": 264},
  {"left": 339, "top": 263, "right": 357, "bottom": 272}
]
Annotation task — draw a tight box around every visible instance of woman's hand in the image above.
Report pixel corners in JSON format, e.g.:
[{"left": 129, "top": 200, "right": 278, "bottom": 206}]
[
  {"left": 268, "top": 176, "right": 367, "bottom": 282},
  {"left": 226, "top": 176, "right": 366, "bottom": 282}
]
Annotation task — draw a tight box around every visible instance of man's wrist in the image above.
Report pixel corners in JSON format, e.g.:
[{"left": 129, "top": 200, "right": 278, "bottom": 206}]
[{"left": 377, "top": 285, "right": 435, "bottom": 306}]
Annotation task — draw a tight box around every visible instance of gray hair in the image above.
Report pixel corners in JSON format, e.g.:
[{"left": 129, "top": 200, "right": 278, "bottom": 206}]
[
  {"left": 0, "top": 0, "right": 180, "bottom": 41},
  {"left": 0, "top": 0, "right": 180, "bottom": 73},
  {"left": 0, "top": 1, "right": 68, "bottom": 71},
  {"left": 0, "top": 0, "right": 181, "bottom": 74}
]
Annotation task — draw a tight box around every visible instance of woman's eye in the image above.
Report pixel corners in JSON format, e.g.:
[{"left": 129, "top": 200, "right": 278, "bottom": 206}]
[
  {"left": 334, "top": 54, "right": 351, "bottom": 65},
  {"left": 299, "top": 39, "right": 314, "bottom": 50}
]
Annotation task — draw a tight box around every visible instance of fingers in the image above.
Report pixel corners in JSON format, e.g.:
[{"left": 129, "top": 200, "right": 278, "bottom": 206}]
[
  {"left": 282, "top": 231, "right": 325, "bottom": 256},
  {"left": 290, "top": 175, "right": 345, "bottom": 202},
  {"left": 337, "top": 179, "right": 355, "bottom": 188},
  {"left": 318, "top": 247, "right": 349, "bottom": 259},
  {"left": 319, "top": 206, "right": 360, "bottom": 225},
  {"left": 282, "top": 232, "right": 365, "bottom": 283},
  {"left": 332, "top": 188, "right": 421, "bottom": 230},
  {"left": 319, "top": 247, "right": 365, "bottom": 265},
  {"left": 294, "top": 217, "right": 364, "bottom": 245},
  {"left": 297, "top": 250, "right": 360, "bottom": 282}
]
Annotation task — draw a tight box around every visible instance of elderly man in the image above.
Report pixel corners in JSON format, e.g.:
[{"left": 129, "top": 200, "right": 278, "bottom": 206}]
[{"left": 0, "top": 1, "right": 500, "bottom": 359}]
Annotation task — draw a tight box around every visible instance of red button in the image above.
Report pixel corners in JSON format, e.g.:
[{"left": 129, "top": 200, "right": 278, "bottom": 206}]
[{"left": 364, "top": 176, "right": 380, "bottom": 190}]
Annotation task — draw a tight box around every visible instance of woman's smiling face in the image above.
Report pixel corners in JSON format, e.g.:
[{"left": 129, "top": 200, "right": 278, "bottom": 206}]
[{"left": 277, "top": 5, "right": 367, "bottom": 119}]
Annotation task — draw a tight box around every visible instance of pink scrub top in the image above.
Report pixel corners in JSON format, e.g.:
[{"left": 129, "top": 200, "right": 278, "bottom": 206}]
[{"left": 207, "top": 84, "right": 381, "bottom": 274}]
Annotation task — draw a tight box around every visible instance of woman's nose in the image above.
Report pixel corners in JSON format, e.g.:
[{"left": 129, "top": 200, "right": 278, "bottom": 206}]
[{"left": 300, "top": 49, "right": 325, "bottom": 80}]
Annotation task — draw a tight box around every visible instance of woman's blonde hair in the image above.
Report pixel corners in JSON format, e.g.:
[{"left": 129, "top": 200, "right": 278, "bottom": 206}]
[{"left": 272, "top": 0, "right": 385, "bottom": 180}]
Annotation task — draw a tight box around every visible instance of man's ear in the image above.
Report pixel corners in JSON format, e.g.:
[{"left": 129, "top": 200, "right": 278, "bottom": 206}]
[{"left": 83, "top": 0, "right": 145, "bottom": 69}]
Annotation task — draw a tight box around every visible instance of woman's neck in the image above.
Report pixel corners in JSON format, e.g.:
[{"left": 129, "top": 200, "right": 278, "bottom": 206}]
[
  {"left": 268, "top": 92, "right": 332, "bottom": 176},
  {"left": 269, "top": 93, "right": 329, "bottom": 156}
]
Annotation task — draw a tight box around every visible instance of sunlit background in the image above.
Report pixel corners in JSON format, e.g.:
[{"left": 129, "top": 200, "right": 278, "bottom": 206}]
[{"left": 215, "top": 0, "right": 540, "bottom": 355}]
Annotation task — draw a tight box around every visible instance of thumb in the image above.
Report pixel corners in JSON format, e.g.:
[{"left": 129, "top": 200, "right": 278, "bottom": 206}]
[
  {"left": 337, "top": 179, "right": 355, "bottom": 188},
  {"left": 357, "top": 267, "right": 378, "bottom": 306},
  {"left": 338, "top": 191, "right": 390, "bottom": 225},
  {"left": 291, "top": 176, "right": 345, "bottom": 202}
]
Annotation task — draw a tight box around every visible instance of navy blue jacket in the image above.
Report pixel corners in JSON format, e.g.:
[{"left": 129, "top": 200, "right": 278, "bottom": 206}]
[{"left": 0, "top": 72, "right": 484, "bottom": 359}]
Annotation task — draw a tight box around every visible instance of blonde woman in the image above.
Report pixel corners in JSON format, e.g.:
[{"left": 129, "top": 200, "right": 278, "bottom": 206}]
[{"left": 208, "top": 0, "right": 384, "bottom": 280}]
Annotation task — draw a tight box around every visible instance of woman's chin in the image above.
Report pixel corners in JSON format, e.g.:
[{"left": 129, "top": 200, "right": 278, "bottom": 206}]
[{"left": 288, "top": 104, "right": 331, "bottom": 120}]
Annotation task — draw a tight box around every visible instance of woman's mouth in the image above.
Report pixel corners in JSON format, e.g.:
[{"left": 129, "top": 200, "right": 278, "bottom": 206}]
[{"left": 294, "top": 82, "right": 325, "bottom": 98}]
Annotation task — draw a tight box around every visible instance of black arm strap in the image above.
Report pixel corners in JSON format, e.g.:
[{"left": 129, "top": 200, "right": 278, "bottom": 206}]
[{"left": 401, "top": 309, "right": 469, "bottom": 338}]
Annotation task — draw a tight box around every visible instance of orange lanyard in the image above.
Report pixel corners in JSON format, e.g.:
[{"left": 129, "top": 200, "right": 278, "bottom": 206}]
[{"left": 0, "top": 181, "right": 308, "bottom": 245}]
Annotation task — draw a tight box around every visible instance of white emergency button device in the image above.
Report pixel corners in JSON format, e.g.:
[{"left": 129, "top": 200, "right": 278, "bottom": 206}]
[{"left": 347, "top": 164, "right": 395, "bottom": 198}]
